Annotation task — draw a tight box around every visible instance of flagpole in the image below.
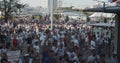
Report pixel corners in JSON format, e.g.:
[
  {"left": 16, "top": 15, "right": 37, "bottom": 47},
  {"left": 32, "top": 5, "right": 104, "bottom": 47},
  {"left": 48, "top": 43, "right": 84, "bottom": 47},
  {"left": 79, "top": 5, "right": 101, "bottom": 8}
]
[{"left": 50, "top": 0, "right": 53, "bottom": 30}]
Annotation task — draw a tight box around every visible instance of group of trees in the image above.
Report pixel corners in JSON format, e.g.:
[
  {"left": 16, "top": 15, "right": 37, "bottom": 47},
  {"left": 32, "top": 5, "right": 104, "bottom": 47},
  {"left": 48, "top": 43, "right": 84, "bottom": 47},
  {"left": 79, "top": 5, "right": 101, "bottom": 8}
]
[
  {"left": 58, "top": 6, "right": 81, "bottom": 12},
  {"left": 0, "top": 0, "right": 25, "bottom": 22}
]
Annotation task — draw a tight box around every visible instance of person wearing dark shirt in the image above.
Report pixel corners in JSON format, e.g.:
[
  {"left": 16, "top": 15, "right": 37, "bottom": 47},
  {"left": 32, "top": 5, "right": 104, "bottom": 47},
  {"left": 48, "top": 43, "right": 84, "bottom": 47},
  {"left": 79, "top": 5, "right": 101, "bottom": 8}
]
[
  {"left": 98, "top": 54, "right": 106, "bottom": 63},
  {"left": 1, "top": 59, "right": 8, "bottom": 63}
]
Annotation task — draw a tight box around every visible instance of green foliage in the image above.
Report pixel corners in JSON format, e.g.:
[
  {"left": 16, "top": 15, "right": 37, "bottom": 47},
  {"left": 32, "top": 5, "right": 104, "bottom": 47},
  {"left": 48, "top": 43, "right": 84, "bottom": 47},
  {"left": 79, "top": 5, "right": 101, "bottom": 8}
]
[
  {"left": 39, "top": 15, "right": 43, "bottom": 19},
  {"left": 32, "top": 15, "right": 43, "bottom": 20},
  {"left": 87, "top": 16, "right": 90, "bottom": 22},
  {"left": 104, "top": 18, "right": 107, "bottom": 23},
  {"left": 59, "top": 7, "right": 73, "bottom": 10},
  {"left": 54, "top": 14, "right": 59, "bottom": 20},
  {"left": 82, "top": 11, "right": 93, "bottom": 16},
  {"left": 65, "top": 16, "right": 69, "bottom": 22},
  {"left": 0, "top": 0, "right": 25, "bottom": 22}
]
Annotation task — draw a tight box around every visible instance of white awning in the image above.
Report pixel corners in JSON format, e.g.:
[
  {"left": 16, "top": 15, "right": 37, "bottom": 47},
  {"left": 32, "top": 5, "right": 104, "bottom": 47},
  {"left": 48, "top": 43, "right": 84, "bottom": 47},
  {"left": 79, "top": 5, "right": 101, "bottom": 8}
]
[{"left": 89, "top": 12, "right": 115, "bottom": 18}]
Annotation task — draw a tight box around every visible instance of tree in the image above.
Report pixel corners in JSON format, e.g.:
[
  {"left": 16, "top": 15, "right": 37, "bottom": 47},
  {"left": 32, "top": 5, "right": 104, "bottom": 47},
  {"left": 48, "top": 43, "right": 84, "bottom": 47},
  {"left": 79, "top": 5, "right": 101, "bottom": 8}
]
[
  {"left": 65, "top": 16, "right": 69, "bottom": 22},
  {"left": 0, "top": 0, "right": 25, "bottom": 22},
  {"left": 54, "top": 14, "right": 59, "bottom": 20},
  {"left": 59, "top": 7, "right": 73, "bottom": 10},
  {"left": 104, "top": 18, "right": 107, "bottom": 23},
  {"left": 87, "top": 16, "right": 90, "bottom": 22}
]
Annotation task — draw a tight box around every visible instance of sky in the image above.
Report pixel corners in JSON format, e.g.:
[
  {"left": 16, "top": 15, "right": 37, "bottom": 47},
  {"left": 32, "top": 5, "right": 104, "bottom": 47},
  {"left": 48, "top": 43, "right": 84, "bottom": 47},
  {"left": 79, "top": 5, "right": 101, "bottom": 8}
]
[{"left": 21, "top": 0, "right": 108, "bottom": 8}]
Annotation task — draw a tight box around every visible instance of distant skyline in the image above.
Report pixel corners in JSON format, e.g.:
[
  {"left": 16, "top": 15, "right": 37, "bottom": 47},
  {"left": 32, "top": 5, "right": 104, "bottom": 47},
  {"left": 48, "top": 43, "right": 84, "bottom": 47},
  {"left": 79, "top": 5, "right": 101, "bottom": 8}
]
[{"left": 21, "top": 0, "right": 108, "bottom": 8}]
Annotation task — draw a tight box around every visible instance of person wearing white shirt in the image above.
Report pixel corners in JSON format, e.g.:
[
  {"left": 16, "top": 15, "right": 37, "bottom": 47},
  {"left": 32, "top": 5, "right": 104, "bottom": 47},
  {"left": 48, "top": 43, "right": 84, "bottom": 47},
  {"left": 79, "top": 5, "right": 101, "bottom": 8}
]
[
  {"left": 90, "top": 39, "right": 96, "bottom": 50},
  {"left": 85, "top": 35, "right": 89, "bottom": 46},
  {"left": 71, "top": 39, "right": 79, "bottom": 47},
  {"left": 57, "top": 44, "right": 65, "bottom": 58},
  {"left": 33, "top": 41, "right": 40, "bottom": 54},
  {"left": 87, "top": 50, "right": 99, "bottom": 63},
  {"left": 66, "top": 49, "right": 79, "bottom": 62}
]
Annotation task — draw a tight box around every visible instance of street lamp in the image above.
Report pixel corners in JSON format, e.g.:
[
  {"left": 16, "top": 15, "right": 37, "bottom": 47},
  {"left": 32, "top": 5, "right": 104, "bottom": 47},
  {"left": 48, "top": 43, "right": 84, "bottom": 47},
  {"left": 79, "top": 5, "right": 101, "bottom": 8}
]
[
  {"left": 58, "top": 0, "right": 62, "bottom": 20},
  {"left": 50, "top": 0, "right": 53, "bottom": 30}
]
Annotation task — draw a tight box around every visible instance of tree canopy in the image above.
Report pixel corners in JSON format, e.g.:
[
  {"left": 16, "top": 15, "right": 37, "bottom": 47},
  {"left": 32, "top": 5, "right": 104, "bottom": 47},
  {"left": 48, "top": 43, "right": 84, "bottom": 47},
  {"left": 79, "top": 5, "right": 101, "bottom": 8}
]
[{"left": 0, "top": 0, "right": 25, "bottom": 22}]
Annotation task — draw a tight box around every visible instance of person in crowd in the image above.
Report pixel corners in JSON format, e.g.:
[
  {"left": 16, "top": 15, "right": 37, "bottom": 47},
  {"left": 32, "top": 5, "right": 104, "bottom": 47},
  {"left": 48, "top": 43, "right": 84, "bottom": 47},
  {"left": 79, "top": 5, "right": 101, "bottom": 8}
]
[
  {"left": 90, "top": 37, "right": 96, "bottom": 50},
  {"left": 87, "top": 49, "right": 99, "bottom": 63},
  {"left": 98, "top": 54, "right": 106, "bottom": 63},
  {"left": 1, "top": 59, "right": 8, "bottom": 63},
  {"left": 0, "top": 18, "right": 115, "bottom": 63}
]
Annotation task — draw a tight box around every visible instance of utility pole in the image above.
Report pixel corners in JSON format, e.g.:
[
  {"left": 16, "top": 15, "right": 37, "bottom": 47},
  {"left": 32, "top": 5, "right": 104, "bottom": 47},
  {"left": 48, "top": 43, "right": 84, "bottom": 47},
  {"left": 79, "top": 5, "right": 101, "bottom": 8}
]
[{"left": 58, "top": 0, "right": 61, "bottom": 20}]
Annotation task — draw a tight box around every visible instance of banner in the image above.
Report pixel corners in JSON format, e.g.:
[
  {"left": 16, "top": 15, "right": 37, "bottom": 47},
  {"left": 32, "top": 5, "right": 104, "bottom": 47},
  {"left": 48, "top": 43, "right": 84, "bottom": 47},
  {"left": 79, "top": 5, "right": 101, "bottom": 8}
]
[{"left": 7, "top": 50, "right": 20, "bottom": 61}]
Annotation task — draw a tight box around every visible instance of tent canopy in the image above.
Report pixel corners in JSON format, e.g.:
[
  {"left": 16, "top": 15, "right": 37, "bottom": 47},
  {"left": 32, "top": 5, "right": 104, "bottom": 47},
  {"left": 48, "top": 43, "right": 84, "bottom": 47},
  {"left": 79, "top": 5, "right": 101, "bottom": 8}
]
[{"left": 89, "top": 12, "right": 115, "bottom": 18}]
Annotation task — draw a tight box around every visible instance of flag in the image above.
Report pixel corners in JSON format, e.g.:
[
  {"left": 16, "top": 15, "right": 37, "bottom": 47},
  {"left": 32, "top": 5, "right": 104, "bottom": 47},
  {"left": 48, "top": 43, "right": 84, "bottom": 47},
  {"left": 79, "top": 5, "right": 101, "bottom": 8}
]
[{"left": 108, "top": 0, "right": 117, "bottom": 3}]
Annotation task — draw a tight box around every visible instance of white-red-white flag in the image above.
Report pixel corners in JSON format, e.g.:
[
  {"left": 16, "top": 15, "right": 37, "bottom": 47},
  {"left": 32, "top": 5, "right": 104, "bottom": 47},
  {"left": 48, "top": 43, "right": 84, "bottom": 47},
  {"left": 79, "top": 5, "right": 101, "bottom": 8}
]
[{"left": 108, "top": 0, "right": 117, "bottom": 3}]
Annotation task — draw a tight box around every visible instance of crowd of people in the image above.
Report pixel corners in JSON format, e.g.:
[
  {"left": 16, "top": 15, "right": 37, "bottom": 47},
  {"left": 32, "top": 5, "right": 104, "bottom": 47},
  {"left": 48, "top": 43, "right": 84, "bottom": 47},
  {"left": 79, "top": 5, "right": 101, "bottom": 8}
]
[{"left": 0, "top": 18, "right": 118, "bottom": 63}]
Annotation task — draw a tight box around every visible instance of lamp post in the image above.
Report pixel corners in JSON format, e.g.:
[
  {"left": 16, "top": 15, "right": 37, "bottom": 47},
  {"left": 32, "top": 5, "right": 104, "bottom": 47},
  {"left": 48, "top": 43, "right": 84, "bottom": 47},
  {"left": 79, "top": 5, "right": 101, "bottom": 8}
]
[
  {"left": 50, "top": 0, "right": 53, "bottom": 30},
  {"left": 58, "top": 0, "right": 61, "bottom": 21}
]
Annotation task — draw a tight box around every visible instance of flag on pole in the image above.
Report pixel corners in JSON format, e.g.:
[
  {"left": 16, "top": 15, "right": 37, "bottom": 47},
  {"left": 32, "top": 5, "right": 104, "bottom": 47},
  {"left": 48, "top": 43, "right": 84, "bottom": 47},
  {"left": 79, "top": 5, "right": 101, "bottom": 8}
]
[{"left": 108, "top": 0, "right": 117, "bottom": 3}]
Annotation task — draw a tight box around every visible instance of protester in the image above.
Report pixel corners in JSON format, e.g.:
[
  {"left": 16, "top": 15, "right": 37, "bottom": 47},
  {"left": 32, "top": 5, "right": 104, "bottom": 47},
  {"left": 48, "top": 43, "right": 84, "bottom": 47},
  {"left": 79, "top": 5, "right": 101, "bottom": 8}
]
[{"left": 0, "top": 18, "right": 116, "bottom": 63}]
